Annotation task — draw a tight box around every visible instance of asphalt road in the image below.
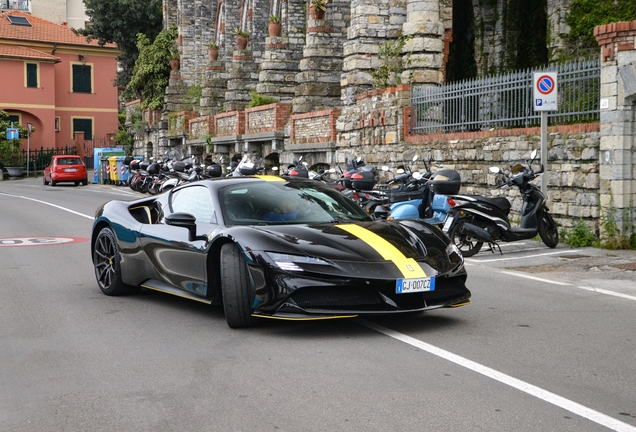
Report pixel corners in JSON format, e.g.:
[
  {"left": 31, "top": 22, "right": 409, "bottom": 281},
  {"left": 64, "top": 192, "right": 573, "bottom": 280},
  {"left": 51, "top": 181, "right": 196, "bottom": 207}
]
[{"left": 1, "top": 176, "right": 635, "bottom": 432}]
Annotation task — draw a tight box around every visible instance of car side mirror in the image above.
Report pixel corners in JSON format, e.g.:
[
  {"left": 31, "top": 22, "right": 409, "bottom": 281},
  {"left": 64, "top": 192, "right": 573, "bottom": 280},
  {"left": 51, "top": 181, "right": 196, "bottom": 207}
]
[{"left": 165, "top": 212, "right": 207, "bottom": 242}]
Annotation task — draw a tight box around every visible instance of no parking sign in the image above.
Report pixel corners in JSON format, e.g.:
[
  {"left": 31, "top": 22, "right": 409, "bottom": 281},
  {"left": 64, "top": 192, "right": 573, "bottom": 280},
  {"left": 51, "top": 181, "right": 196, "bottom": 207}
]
[{"left": 533, "top": 72, "right": 558, "bottom": 111}]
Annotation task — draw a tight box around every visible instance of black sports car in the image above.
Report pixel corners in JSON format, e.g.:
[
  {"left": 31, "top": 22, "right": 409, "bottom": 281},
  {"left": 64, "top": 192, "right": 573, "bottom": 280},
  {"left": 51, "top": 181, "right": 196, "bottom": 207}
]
[{"left": 91, "top": 175, "right": 470, "bottom": 328}]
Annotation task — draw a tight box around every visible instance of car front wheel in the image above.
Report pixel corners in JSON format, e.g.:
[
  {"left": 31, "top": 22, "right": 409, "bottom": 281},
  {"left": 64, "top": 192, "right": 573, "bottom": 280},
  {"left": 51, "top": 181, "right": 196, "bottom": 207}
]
[
  {"left": 93, "top": 227, "right": 141, "bottom": 296},
  {"left": 220, "top": 243, "right": 258, "bottom": 328}
]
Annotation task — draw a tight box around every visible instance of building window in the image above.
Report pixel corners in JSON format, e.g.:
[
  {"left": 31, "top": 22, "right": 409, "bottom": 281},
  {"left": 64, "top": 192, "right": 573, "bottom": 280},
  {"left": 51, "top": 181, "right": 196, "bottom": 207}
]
[
  {"left": 26, "top": 63, "right": 38, "bottom": 88},
  {"left": 73, "top": 118, "right": 93, "bottom": 140},
  {"left": 72, "top": 64, "right": 92, "bottom": 93},
  {"left": 55, "top": 117, "right": 60, "bottom": 132}
]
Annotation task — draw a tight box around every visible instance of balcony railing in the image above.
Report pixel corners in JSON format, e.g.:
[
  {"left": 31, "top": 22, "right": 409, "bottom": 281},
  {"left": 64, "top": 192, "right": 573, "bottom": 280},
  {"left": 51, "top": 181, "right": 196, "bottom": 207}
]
[{"left": 2, "top": 0, "right": 30, "bottom": 11}]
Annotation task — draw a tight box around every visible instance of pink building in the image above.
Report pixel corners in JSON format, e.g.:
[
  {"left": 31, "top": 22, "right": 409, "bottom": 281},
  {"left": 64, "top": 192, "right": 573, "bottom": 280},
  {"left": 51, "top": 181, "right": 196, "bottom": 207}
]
[{"left": 0, "top": 10, "right": 119, "bottom": 155}]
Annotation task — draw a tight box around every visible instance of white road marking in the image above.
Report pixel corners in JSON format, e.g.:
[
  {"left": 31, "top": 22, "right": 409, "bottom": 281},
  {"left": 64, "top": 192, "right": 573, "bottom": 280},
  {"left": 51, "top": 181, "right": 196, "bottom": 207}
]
[
  {"left": 465, "top": 265, "right": 636, "bottom": 302},
  {"left": 361, "top": 320, "right": 636, "bottom": 432},
  {"left": 0, "top": 192, "right": 93, "bottom": 220},
  {"left": 467, "top": 249, "right": 577, "bottom": 262},
  {"left": 577, "top": 285, "right": 636, "bottom": 302},
  {"left": 497, "top": 270, "right": 573, "bottom": 286}
]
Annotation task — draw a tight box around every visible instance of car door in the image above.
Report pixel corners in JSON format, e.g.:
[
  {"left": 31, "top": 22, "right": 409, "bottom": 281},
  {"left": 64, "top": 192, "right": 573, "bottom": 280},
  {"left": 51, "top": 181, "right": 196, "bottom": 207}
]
[{"left": 139, "top": 184, "right": 217, "bottom": 296}]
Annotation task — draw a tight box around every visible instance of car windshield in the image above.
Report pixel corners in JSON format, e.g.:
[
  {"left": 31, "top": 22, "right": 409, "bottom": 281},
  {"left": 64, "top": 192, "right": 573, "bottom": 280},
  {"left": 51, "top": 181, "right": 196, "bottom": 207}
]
[{"left": 220, "top": 180, "right": 371, "bottom": 225}]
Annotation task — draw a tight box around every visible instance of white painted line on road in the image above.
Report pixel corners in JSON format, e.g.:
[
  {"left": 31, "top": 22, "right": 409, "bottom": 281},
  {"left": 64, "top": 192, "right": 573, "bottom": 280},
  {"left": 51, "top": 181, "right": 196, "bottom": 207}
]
[
  {"left": 497, "top": 270, "right": 573, "bottom": 286},
  {"left": 577, "top": 285, "right": 636, "bottom": 302},
  {"left": 361, "top": 320, "right": 636, "bottom": 432},
  {"left": 0, "top": 192, "right": 93, "bottom": 220},
  {"left": 467, "top": 265, "right": 636, "bottom": 302},
  {"left": 467, "top": 249, "right": 576, "bottom": 262}
]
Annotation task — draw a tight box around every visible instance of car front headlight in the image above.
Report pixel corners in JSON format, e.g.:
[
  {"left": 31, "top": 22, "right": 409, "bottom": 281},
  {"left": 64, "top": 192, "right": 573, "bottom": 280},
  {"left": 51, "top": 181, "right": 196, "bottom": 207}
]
[
  {"left": 265, "top": 252, "right": 330, "bottom": 272},
  {"left": 446, "top": 242, "right": 464, "bottom": 269}
]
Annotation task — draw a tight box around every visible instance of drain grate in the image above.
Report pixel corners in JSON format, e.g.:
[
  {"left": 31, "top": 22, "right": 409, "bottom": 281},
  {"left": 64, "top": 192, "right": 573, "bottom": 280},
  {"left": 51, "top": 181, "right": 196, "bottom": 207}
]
[{"left": 611, "top": 262, "right": 636, "bottom": 271}]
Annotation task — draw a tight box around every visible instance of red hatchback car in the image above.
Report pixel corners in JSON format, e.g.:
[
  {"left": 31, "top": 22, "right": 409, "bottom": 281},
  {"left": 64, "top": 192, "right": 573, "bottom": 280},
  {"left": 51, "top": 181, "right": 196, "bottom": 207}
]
[{"left": 43, "top": 155, "right": 88, "bottom": 186}]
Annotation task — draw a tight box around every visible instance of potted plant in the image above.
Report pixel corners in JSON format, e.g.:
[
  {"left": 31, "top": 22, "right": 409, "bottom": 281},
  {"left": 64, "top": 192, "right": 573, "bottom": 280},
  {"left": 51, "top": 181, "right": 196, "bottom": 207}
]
[
  {"left": 233, "top": 27, "right": 249, "bottom": 50},
  {"left": 268, "top": 15, "right": 282, "bottom": 37},
  {"left": 309, "top": 0, "right": 327, "bottom": 19},
  {"left": 208, "top": 41, "right": 219, "bottom": 61},
  {"left": 169, "top": 48, "right": 180, "bottom": 70}
]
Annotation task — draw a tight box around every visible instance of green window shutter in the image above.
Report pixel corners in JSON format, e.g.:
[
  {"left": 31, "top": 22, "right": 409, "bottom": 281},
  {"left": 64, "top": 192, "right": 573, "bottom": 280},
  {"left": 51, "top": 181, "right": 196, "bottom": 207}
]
[
  {"left": 72, "top": 65, "right": 92, "bottom": 93},
  {"left": 73, "top": 118, "right": 93, "bottom": 140},
  {"left": 26, "top": 63, "right": 38, "bottom": 88}
]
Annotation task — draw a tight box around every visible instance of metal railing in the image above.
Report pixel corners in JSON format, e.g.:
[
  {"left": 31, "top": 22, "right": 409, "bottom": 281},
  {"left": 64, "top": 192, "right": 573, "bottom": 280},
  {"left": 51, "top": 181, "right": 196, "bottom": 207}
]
[
  {"left": 410, "top": 58, "right": 600, "bottom": 135},
  {"left": 2, "top": 0, "right": 30, "bottom": 11}
]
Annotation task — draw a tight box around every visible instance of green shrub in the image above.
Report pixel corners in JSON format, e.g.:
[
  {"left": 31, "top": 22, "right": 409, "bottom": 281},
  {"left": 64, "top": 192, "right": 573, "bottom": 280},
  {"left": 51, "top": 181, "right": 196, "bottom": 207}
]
[
  {"left": 247, "top": 90, "right": 276, "bottom": 108},
  {"left": 561, "top": 218, "right": 596, "bottom": 247}
]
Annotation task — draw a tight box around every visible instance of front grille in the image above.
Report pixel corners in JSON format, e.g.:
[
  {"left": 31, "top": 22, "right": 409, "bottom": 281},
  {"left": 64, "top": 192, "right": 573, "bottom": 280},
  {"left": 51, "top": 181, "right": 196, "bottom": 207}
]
[{"left": 289, "top": 287, "right": 385, "bottom": 310}]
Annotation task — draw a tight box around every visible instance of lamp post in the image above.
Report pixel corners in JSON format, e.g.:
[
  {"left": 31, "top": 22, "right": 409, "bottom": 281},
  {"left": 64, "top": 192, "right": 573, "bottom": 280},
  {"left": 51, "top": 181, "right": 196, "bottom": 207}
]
[{"left": 27, "top": 122, "right": 32, "bottom": 178}]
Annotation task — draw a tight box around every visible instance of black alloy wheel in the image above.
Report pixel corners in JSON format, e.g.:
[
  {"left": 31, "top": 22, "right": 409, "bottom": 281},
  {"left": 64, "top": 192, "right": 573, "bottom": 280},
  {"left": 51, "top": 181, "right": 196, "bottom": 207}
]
[
  {"left": 220, "top": 243, "right": 258, "bottom": 328},
  {"left": 93, "top": 227, "right": 141, "bottom": 296},
  {"left": 539, "top": 211, "right": 559, "bottom": 248},
  {"left": 448, "top": 218, "right": 483, "bottom": 257}
]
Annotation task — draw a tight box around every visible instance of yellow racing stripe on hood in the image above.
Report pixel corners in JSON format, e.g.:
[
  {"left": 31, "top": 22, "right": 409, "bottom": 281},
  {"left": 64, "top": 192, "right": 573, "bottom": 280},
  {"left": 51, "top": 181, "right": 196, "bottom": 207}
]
[
  {"left": 255, "top": 175, "right": 285, "bottom": 181},
  {"left": 336, "top": 224, "right": 426, "bottom": 278}
]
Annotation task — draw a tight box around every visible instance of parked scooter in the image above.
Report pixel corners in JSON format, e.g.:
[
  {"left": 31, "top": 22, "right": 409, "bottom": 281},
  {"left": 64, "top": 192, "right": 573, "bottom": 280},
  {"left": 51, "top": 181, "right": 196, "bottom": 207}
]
[{"left": 443, "top": 149, "right": 558, "bottom": 257}]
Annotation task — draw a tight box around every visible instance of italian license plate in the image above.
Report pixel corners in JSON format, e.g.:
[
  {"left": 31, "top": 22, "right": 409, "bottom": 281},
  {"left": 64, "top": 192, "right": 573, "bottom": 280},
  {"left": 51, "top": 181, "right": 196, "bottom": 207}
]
[
  {"left": 396, "top": 276, "right": 436, "bottom": 294},
  {"left": 64, "top": 168, "right": 77, "bottom": 172},
  {"left": 442, "top": 215, "right": 454, "bottom": 232}
]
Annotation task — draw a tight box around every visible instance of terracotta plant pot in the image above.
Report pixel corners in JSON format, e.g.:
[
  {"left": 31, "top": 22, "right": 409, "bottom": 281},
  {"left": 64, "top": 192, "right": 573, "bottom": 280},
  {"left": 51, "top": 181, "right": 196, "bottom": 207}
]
[
  {"left": 268, "top": 22, "right": 282, "bottom": 37},
  {"left": 169, "top": 57, "right": 180, "bottom": 71},
  {"left": 236, "top": 35, "right": 248, "bottom": 50},
  {"left": 309, "top": 6, "right": 325, "bottom": 19},
  {"left": 209, "top": 48, "right": 219, "bottom": 61}
]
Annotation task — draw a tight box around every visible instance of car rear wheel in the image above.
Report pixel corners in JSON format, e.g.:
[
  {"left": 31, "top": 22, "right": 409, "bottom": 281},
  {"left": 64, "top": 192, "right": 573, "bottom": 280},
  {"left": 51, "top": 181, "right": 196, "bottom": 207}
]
[
  {"left": 50, "top": 179, "right": 56, "bottom": 186},
  {"left": 220, "top": 243, "right": 258, "bottom": 328},
  {"left": 93, "top": 227, "right": 141, "bottom": 296}
]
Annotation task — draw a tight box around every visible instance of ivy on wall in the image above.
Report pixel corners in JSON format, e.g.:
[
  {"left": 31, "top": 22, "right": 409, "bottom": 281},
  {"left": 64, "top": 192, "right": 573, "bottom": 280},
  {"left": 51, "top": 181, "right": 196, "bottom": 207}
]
[
  {"left": 123, "top": 25, "right": 178, "bottom": 110},
  {"left": 565, "top": 0, "right": 636, "bottom": 59}
]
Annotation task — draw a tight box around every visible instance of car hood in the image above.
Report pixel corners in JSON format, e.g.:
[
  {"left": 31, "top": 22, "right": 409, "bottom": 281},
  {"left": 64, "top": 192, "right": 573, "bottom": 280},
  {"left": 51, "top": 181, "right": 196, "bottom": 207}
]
[{"left": 230, "top": 220, "right": 453, "bottom": 269}]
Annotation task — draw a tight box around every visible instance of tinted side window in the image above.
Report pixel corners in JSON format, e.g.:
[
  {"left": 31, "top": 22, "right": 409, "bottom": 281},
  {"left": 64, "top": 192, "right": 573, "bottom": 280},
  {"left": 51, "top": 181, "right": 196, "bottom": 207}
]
[{"left": 170, "top": 186, "right": 216, "bottom": 224}]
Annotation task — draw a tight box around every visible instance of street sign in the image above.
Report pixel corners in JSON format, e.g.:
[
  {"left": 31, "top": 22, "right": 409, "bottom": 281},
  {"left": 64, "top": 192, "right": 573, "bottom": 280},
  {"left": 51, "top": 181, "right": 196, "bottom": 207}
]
[
  {"left": 6, "top": 128, "right": 19, "bottom": 139},
  {"left": 533, "top": 72, "right": 558, "bottom": 111}
]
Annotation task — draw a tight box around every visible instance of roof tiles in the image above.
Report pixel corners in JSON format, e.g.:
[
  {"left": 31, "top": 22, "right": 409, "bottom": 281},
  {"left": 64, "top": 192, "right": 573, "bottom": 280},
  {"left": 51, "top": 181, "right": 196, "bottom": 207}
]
[
  {"left": 0, "top": 10, "right": 117, "bottom": 49},
  {"left": 0, "top": 43, "right": 61, "bottom": 61}
]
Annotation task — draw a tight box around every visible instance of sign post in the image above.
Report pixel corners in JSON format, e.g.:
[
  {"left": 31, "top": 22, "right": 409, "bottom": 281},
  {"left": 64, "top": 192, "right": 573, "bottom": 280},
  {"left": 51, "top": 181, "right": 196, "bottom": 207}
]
[
  {"left": 533, "top": 72, "right": 558, "bottom": 194},
  {"left": 27, "top": 123, "right": 32, "bottom": 178}
]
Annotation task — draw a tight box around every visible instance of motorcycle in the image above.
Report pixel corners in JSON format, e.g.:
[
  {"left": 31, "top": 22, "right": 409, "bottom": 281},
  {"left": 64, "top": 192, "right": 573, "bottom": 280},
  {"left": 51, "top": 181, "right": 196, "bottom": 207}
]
[{"left": 443, "top": 149, "right": 559, "bottom": 257}]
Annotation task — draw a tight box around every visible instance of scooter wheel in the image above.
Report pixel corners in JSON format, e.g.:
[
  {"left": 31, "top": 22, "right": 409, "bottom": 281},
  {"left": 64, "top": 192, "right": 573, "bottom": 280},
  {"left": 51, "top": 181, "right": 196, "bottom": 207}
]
[
  {"left": 449, "top": 219, "right": 483, "bottom": 257},
  {"left": 539, "top": 212, "right": 559, "bottom": 248}
]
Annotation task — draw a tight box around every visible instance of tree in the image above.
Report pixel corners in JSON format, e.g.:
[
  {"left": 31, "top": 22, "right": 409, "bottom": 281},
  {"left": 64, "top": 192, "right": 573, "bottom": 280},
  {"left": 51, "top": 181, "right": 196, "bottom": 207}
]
[
  {"left": 124, "top": 26, "right": 178, "bottom": 110},
  {"left": 75, "top": 0, "right": 163, "bottom": 87}
]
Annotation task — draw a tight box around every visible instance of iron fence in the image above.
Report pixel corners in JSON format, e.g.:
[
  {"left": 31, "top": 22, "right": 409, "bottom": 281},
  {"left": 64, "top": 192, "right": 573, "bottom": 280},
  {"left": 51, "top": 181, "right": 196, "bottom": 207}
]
[
  {"left": 8, "top": 146, "right": 78, "bottom": 171},
  {"left": 410, "top": 58, "right": 600, "bottom": 135}
]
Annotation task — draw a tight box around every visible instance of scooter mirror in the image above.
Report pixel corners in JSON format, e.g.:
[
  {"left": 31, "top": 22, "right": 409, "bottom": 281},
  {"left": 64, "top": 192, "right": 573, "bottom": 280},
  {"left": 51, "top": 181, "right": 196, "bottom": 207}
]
[
  {"left": 489, "top": 167, "right": 500, "bottom": 174},
  {"left": 412, "top": 155, "right": 418, "bottom": 162},
  {"left": 271, "top": 166, "right": 279, "bottom": 171},
  {"left": 381, "top": 166, "right": 390, "bottom": 171},
  {"left": 530, "top": 149, "right": 537, "bottom": 160},
  {"left": 396, "top": 168, "right": 405, "bottom": 174}
]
